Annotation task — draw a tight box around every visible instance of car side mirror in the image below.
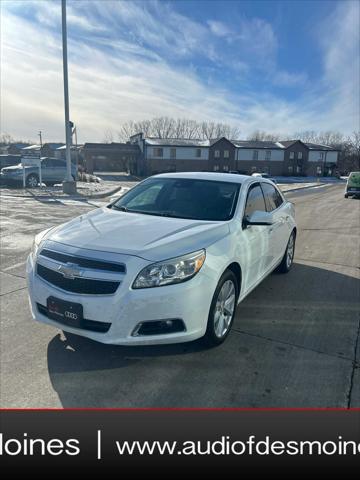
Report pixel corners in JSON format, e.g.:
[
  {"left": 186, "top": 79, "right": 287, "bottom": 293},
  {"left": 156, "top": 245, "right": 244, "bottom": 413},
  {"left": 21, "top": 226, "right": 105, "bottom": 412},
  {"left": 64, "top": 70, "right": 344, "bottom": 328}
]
[{"left": 243, "top": 210, "right": 273, "bottom": 227}]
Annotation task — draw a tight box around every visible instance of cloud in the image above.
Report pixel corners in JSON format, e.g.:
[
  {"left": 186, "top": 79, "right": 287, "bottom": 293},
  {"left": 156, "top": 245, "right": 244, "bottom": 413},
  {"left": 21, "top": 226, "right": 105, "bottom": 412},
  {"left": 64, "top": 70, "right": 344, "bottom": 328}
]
[
  {"left": 207, "top": 20, "right": 233, "bottom": 38},
  {"left": 315, "top": 0, "right": 360, "bottom": 132},
  {"left": 0, "top": 0, "right": 359, "bottom": 143},
  {"left": 272, "top": 70, "right": 307, "bottom": 87}
]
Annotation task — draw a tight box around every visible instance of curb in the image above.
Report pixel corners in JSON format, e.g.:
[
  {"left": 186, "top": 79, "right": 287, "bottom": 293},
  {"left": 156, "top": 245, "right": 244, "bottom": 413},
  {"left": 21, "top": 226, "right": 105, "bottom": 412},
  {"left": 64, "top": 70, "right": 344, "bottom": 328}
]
[
  {"left": 0, "top": 184, "right": 125, "bottom": 201},
  {"left": 281, "top": 183, "right": 327, "bottom": 193}
]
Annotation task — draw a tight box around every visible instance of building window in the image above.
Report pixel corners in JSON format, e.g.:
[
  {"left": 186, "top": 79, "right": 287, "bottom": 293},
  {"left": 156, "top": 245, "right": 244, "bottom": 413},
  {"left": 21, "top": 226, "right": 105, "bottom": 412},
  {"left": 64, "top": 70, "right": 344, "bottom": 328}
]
[
  {"left": 224, "top": 150, "right": 229, "bottom": 158},
  {"left": 288, "top": 166, "right": 293, "bottom": 173},
  {"left": 153, "top": 148, "right": 163, "bottom": 157},
  {"left": 296, "top": 166, "right": 301, "bottom": 174},
  {"left": 196, "top": 148, "right": 201, "bottom": 158},
  {"left": 265, "top": 150, "right": 271, "bottom": 161},
  {"left": 317, "top": 166, "right": 322, "bottom": 175},
  {"left": 319, "top": 152, "right": 324, "bottom": 160},
  {"left": 252, "top": 150, "right": 258, "bottom": 160},
  {"left": 170, "top": 148, "right": 176, "bottom": 159},
  {"left": 298, "top": 152, "right": 303, "bottom": 159},
  {"left": 251, "top": 166, "right": 257, "bottom": 172},
  {"left": 213, "top": 165, "right": 220, "bottom": 171},
  {"left": 289, "top": 152, "right": 295, "bottom": 159},
  {"left": 214, "top": 150, "right": 220, "bottom": 158},
  {"left": 223, "top": 165, "right": 229, "bottom": 172}
]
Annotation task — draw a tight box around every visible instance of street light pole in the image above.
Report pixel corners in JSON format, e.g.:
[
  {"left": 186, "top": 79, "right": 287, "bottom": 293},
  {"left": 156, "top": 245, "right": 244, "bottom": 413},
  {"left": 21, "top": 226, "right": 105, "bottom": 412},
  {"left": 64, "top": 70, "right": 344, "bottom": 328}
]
[{"left": 61, "top": 0, "right": 76, "bottom": 194}]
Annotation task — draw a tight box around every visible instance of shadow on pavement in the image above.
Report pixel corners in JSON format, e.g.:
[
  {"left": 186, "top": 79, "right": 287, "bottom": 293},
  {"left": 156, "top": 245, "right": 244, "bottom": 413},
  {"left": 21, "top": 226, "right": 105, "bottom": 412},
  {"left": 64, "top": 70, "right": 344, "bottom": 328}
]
[{"left": 47, "top": 262, "right": 360, "bottom": 408}]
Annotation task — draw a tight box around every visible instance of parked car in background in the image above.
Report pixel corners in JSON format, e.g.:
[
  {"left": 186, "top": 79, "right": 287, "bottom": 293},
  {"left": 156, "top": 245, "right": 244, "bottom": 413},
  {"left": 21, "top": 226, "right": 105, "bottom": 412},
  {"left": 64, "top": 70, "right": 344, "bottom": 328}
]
[
  {"left": 252, "top": 172, "right": 277, "bottom": 183},
  {"left": 344, "top": 172, "right": 360, "bottom": 198},
  {"left": 228, "top": 170, "right": 248, "bottom": 175},
  {"left": 0, "top": 154, "right": 21, "bottom": 169},
  {"left": 27, "top": 172, "right": 296, "bottom": 347},
  {"left": 0, "top": 157, "right": 77, "bottom": 187}
]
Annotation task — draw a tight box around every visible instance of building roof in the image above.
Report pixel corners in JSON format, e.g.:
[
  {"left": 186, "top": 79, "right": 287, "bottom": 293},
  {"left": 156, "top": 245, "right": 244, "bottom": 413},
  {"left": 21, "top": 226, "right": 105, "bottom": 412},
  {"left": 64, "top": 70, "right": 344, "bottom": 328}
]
[
  {"left": 279, "top": 140, "right": 338, "bottom": 151},
  {"left": 304, "top": 142, "right": 338, "bottom": 151},
  {"left": 145, "top": 138, "right": 287, "bottom": 149},
  {"left": 21, "top": 144, "right": 41, "bottom": 151},
  {"left": 83, "top": 142, "right": 140, "bottom": 150},
  {"left": 56, "top": 144, "right": 83, "bottom": 150},
  {"left": 43, "top": 143, "right": 65, "bottom": 150},
  {"left": 232, "top": 140, "right": 285, "bottom": 149},
  {"left": 10, "top": 143, "right": 30, "bottom": 149},
  {"left": 145, "top": 138, "right": 210, "bottom": 147},
  {"left": 137, "top": 136, "right": 338, "bottom": 151},
  {"left": 278, "top": 140, "right": 299, "bottom": 148}
]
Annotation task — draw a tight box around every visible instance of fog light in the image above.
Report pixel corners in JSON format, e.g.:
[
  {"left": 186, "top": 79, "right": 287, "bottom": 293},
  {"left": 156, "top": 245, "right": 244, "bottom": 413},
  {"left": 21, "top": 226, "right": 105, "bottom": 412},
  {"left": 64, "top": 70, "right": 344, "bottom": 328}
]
[{"left": 132, "top": 319, "right": 186, "bottom": 336}]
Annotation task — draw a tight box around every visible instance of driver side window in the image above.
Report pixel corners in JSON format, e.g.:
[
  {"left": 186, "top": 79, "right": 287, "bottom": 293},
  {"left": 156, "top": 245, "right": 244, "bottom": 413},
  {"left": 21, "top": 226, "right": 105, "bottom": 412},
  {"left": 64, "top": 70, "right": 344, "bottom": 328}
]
[
  {"left": 126, "top": 183, "right": 162, "bottom": 208},
  {"left": 244, "top": 184, "right": 266, "bottom": 218}
]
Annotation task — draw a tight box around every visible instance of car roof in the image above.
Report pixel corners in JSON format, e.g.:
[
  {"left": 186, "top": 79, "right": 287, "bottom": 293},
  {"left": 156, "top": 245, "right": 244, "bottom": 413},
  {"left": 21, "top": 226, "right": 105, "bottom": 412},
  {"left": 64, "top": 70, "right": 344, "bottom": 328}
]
[{"left": 153, "top": 171, "right": 251, "bottom": 184}]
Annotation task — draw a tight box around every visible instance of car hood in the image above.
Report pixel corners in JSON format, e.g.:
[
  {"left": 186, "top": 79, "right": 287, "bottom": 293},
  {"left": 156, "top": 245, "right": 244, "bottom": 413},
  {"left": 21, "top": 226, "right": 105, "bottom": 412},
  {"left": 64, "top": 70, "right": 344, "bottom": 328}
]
[
  {"left": 1, "top": 164, "right": 24, "bottom": 172},
  {"left": 48, "top": 207, "right": 230, "bottom": 261}
]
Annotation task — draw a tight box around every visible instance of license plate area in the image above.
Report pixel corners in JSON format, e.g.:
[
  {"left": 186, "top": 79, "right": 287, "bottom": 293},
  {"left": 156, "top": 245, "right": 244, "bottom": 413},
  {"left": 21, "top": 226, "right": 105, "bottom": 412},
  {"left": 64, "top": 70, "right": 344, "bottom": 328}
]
[{"left": 47, "top": 296, "right": 83, "bottom": 326}]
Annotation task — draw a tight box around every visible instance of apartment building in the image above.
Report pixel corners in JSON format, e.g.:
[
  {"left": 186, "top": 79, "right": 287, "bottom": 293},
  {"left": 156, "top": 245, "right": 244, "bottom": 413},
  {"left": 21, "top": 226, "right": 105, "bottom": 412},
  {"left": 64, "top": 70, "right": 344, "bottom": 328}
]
[{"left": 130, "top": 134, "right": 340, "bottom": 176}]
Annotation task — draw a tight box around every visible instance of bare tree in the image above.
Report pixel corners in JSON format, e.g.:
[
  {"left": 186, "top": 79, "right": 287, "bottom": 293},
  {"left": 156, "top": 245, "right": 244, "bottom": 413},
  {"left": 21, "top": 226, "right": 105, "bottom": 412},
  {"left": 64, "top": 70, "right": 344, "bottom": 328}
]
[
  {"left": 0, "top": 133, "right": 14, "bottom": 145},
  {"left": 294, "top": 130, "right": 345, "bottom": 147},
  {"left": 116, "top": 117, "right": 241, "bottom": 141},
  {"left": 102, "top": 129, "right": 114, "bottom": 143},
  {"left": 247, "top": 130, "right": 282, "bottom": 142}
]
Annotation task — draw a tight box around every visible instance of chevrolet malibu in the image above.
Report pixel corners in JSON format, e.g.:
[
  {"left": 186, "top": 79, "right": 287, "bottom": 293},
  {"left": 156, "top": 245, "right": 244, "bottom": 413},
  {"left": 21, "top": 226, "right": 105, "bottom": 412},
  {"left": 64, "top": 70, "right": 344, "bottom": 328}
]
[{"left": 27, "top": 172, "right": 296, "bottom": 346}]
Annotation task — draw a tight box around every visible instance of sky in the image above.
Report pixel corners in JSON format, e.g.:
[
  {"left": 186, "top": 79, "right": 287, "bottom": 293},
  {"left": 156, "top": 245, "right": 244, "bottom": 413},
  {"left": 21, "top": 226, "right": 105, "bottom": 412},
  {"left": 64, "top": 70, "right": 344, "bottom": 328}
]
[{"left": 1, "top": 0, "right": 359, "bottom": 143}]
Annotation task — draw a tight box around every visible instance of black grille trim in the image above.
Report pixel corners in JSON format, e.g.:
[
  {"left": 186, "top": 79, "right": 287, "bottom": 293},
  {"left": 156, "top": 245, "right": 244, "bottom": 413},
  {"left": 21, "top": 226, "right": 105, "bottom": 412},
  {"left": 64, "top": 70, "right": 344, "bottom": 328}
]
[
  {"left": 36, "top": 264, "right": 120, "bottom": 295},
  {"left": 36, "top": 303, "right": 111, "bottom": 333},
  {"left": 39, "top": 249, "right": 126, "bottom": 273}
]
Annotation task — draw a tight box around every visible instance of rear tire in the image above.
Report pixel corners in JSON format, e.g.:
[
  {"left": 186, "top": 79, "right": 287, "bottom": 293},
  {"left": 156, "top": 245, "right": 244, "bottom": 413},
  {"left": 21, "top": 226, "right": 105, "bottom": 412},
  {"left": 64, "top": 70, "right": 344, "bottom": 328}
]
[
  {"left": 276, "top": 230, "right": 296, "bottom": 273},
  {"left": 26, "top": 173, "right": 39, "bottom": 188},
  {"left": 204, "top": 270, "right": 238, "bottom": 346}
]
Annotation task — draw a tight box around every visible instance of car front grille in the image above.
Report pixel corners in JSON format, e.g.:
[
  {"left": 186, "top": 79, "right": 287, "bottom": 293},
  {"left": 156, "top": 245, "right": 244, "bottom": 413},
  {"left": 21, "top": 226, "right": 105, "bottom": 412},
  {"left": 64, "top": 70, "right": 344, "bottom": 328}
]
[
  {"left": 39, "top": 249, "right": 126, "bottom": 273},
  {"left": 36, "top": 263, "right": 120, "bottom": 295},
  {"left": 36, "top": 303, "right": 111, "bottom": 333}
]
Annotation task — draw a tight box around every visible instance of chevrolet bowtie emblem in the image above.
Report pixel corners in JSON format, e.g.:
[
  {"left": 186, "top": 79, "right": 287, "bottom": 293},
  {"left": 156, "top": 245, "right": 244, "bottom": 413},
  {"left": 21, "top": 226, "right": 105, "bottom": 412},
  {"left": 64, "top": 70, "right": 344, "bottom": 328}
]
[{"left": 57, "top": 263, "right": 82, "bottom": 279}]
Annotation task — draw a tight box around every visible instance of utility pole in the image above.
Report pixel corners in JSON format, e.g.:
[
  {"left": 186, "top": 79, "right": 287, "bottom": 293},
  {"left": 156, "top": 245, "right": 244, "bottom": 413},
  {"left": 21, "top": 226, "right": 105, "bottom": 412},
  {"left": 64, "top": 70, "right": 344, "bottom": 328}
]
[
  {"left": 61, "top": 0, "right": 76, "bottom": 194},
  {"left": 38, "top": 130, "right": 43, "bottom": 156}
]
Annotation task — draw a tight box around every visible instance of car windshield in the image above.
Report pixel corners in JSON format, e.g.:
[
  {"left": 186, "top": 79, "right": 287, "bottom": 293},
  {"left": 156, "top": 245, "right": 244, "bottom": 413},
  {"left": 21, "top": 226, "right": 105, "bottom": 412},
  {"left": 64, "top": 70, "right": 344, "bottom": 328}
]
[
  {"left": 112, "top": 178, "right": 241, "bottom": 221},
  {"left": 348, "top": 172, "right": 360, "bottom": 186}
]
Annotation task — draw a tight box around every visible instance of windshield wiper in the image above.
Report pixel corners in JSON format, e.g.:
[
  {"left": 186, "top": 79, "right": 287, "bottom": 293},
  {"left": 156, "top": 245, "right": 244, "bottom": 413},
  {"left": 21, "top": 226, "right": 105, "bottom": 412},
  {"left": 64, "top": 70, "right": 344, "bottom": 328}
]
[{"left": 111, "top": 205, "right": 128, "bottom": 211}]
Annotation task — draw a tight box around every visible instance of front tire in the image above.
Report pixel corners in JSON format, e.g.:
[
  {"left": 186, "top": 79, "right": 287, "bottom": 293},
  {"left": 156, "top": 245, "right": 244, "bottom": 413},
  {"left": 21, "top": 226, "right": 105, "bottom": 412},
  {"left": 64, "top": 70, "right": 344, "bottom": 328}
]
[
  {"left": 204, "top": 270, "right": 238, "bottom": 346},
  {"left": 26, "top": 174, "right": 39, "bottom": 188},
  {"left": 344, "top": 193, "right": 349, "bottom": 198},
  {"left": 276, "top": 230, "right": 296, "bottom": 273}
]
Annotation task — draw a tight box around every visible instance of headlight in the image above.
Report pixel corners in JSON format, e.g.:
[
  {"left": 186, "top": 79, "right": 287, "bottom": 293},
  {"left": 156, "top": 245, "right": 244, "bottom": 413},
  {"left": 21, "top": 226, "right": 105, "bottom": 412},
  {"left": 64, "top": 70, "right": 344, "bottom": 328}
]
[
  {"left": 132, "top": 249, "right": 206, "bottom": 289},
  {"left": 31, "top": 228, "right": 54, "bottom": 260}
]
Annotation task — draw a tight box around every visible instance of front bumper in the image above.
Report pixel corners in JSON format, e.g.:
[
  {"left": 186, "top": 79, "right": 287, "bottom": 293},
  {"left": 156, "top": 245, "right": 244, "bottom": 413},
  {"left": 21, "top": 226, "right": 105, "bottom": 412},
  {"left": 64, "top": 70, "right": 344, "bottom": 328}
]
[
  {"left": 26, "top": 253, "right": 215, "bottom": 345},
  {"left": 0, "top": 174, "right": 23, "bottom": 185},
  {"left": 346, "top": 188, "right": 360, "bottom": 196}
]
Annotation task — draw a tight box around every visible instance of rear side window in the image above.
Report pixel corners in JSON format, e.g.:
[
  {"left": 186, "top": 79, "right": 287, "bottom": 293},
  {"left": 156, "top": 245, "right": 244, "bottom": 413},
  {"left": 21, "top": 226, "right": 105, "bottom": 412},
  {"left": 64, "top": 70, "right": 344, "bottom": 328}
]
[
  {"left": 244, "top": 184, "right": 266, "bottom": 218},
  {"left": 53, "top": 159, "right": 66, "bottom": 167},
  {"left": 261, "top": 183, "right": 283, "bottom": 211},
  {"left": 41, "top": 158, "right": 54, "bottom": 167}
]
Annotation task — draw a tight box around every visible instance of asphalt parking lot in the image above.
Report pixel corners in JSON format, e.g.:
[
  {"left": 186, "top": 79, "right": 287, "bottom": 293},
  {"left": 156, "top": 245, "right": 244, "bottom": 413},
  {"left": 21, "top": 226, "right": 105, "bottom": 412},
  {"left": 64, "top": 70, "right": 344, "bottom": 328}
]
[{"left": 0, "top": 184, "right": 359, "bottom": 408}]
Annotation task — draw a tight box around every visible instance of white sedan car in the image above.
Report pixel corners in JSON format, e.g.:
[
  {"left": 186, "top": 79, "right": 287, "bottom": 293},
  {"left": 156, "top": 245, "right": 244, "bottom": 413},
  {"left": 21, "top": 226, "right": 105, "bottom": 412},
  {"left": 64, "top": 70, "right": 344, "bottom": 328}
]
[{"left": 27, "top": 172, "right": 296, "bottom": 346}]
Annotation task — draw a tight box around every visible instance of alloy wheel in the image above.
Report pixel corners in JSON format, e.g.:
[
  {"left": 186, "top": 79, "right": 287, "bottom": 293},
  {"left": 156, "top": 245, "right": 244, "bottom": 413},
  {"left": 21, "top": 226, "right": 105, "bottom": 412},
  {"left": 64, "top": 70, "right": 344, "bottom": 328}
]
[
  {"left": 214, "top": 279, "right": 236, "bottom": 338},
  {"left": 27, "top": 176, "right": 38, "bottom": 188},
  {"left": 286, "top": 234, "right": 295, "bottom": 269}
]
